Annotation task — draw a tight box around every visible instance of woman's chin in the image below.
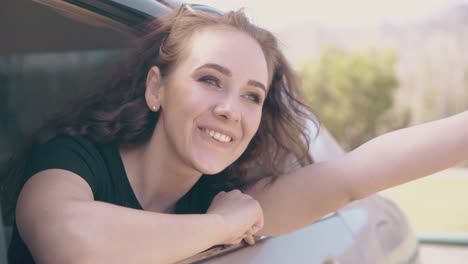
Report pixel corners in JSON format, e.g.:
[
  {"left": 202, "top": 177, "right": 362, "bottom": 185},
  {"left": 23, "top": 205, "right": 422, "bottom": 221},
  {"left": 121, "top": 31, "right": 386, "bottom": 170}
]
[
  {"left": 193, "top": 159, "right": 230, "bottom": 175},
  {"left": 198, "top": 166, "right": 226, "bottom": 175},
  {"left": 190, "top": 149, "right": 240, "bottom": 175}
]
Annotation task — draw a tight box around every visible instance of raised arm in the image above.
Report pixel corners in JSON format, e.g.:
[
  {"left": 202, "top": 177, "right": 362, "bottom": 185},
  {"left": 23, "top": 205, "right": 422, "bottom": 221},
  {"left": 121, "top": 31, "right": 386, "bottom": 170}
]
[
  {"left": 245, "top": 111, "right": 468, "bottom": 236},
  {"left": 16, "top": 170, "right": 262, "bottom": 264}
]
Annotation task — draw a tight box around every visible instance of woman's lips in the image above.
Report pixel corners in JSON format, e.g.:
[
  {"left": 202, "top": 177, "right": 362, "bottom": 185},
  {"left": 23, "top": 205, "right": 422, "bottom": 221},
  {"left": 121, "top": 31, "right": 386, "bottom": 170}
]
[{"left": 198, "top": 127, "right": 235, "bottom": 149}]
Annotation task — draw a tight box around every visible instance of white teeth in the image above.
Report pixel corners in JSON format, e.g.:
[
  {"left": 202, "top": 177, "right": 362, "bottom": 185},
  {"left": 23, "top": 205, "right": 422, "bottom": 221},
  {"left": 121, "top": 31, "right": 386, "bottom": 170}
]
[
  {"left": 213, "top": 132, "right": 222, "bottom": 141},
  {"left": 204, "top": 129, "right": 232, "bottom": 143}
]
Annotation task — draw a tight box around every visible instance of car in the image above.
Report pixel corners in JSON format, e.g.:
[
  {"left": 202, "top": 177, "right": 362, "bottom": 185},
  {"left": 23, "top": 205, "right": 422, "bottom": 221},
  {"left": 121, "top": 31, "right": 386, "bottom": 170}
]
[{"left": 0, "top": 0, "right": 421, "bottom": 263}]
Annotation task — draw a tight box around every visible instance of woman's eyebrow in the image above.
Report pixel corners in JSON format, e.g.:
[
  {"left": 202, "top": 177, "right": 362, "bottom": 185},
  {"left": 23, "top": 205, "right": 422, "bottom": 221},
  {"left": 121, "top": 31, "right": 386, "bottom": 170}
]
[
  {"left": 195, "top": 63, "right": 232, "bottom": 77},
  {"left": 195, "top": 63, "right": 267, "bottom": 92},
  {"left": 248, "top": 80, "right": 266, "bottom": 92}
]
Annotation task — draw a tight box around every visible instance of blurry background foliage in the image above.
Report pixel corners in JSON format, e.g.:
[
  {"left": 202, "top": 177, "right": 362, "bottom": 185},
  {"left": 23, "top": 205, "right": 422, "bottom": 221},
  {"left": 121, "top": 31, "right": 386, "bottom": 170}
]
[
  {"left": 299, "top": 46, "right": 410, "bottom": 151},
  {"left": 278, "top": 4, "right": 468, "bottom": 164}
]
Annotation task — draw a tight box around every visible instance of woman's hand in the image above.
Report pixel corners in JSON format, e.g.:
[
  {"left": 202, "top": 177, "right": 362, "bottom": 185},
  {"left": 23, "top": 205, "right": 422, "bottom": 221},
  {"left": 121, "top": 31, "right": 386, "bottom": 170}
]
[{"left": 206, "top": 189, "right": 264, "bottom": 246}]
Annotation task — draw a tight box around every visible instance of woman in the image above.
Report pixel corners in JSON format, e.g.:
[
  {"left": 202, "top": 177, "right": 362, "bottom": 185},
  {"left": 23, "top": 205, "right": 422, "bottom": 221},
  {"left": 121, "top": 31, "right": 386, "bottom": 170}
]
[{"left": 2, "top": 5, "right": 467, "bottom": 264}]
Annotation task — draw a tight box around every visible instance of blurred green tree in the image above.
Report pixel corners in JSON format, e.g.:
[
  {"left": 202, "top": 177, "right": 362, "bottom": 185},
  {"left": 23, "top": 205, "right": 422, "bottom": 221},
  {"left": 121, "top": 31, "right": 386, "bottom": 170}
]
[{"left": 300, "top": 46, "right": 409, "bottom": 150}]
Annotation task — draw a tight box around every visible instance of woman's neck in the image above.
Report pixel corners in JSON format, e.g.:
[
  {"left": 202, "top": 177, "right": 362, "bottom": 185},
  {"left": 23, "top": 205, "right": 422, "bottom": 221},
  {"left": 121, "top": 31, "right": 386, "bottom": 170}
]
[{"left": 119, "top": 135, "right": 202, "bottom": 213}]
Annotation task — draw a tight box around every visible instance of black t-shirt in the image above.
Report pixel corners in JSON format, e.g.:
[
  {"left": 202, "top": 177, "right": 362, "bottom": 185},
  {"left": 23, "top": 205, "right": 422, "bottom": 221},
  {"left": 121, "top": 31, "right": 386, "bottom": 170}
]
[{"left": 8, "top": 136, "right": 144, "bottom": 263}]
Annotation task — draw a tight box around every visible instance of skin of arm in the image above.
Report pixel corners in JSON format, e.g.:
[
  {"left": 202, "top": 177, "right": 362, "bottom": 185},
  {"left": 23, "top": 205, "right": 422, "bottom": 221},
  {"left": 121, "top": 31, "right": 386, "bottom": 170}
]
[
  {"left": 245, "top": 111, "right": 468, "bottom": 236},
  {"left": 16, "top": 170, "right": 227, "bottom": 264}
]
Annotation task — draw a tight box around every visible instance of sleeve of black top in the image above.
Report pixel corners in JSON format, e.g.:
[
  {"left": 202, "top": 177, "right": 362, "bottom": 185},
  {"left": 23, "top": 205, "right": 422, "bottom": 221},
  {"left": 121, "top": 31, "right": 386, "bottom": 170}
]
[{"left": 22, "top": 136, "right": 101, "bottom": 197}]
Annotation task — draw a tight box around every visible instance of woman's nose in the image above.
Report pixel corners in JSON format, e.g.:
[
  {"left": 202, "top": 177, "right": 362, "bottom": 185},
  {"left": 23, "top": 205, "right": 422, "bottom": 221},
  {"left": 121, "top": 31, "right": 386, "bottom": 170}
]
[{"left": 213, "top": 97, "right": 241, "bottom": 122}]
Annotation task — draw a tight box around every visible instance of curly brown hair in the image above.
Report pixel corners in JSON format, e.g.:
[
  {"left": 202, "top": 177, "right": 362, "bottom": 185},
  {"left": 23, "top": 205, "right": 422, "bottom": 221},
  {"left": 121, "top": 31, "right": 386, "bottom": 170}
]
[{"left": 1, "top": 6, "right": 317, "bottom": 220}]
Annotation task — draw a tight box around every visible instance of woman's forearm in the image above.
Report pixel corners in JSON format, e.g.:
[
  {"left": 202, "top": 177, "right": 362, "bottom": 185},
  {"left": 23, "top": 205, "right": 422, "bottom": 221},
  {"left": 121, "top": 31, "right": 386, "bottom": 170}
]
[
  {"left": 345, "top": 110, "right": 468, "bottom": 199},
  {"left": 25, "top": 200, "right": 225, "bottom": 264},
  {"left": 75, "top": 202, "right": 224, "bottom": 264},
  {"left": 247, "top": 111, "right": 468, "bottom": 236},
  {"left": 67, "top": 202, "right": 224, "bottom": 263}
]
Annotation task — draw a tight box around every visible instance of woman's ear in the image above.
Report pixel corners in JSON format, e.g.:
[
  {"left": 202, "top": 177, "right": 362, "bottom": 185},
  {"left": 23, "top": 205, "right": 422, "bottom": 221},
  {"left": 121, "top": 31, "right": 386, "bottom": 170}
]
[{"left": 145, "top": 66, "right": 164, "bottom": 112}]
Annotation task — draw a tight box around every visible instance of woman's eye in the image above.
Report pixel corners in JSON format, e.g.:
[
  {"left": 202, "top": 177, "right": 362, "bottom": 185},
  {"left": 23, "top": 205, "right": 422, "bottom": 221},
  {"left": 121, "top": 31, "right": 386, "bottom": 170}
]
[
  {"left": 244, "top": 93, "right": 262, "bottom": 104},
  {"left": 199, "top": 76, "right": 221, "bottom": 87}
]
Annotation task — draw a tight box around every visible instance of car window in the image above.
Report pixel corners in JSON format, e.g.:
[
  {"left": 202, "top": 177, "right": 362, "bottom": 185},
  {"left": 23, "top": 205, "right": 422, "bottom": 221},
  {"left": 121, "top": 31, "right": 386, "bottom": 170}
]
[{"left": 0, "top": 49, "right": 119, "bottom": 180}]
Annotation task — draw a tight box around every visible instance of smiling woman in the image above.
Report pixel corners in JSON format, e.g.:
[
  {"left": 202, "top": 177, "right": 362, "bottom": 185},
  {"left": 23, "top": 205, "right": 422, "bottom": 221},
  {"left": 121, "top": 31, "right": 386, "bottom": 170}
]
[
  {"left": 1, "top": 3, "right": 468, "bottom": 264},
  {"left": 1, "top": 5, "right": 313, "bottom": 264}
]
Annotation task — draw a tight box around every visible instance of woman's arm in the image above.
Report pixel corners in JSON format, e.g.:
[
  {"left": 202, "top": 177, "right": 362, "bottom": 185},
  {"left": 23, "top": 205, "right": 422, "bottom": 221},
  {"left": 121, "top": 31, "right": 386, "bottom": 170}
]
[
  {"left": 16, "top": 170, "right": 262, "bottom": 264},
  {"left": 245, "top": 111, "right": 468, "bottom": 236}
]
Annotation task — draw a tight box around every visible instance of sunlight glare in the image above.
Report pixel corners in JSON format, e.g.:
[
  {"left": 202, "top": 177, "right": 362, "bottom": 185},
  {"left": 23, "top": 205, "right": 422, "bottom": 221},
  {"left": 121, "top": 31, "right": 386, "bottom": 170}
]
[{"left": 192, "top": 0, "right": 468, "bottom": 30}]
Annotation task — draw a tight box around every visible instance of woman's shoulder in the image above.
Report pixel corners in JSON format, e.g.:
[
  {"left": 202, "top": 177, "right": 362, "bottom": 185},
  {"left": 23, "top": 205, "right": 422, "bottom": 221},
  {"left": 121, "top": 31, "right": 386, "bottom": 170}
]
[
  {"left": 34, "top": 135, "right": 114, "bottom": 161},
  {"left": 24, "top": 135, "right": 112, "bottom": 192},
  {"left": 39, "top": 135, "right": 99, "bottom": 150}
]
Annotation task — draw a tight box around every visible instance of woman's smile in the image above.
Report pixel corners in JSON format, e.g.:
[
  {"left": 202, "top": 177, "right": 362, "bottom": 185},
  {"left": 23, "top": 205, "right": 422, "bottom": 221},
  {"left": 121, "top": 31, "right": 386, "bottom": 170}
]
[
  {"left": 198, "top": 126, "right": 236, "bottom": 149},
  {"left": 202, "top": 128, "right": 232, "bottom": 143}
]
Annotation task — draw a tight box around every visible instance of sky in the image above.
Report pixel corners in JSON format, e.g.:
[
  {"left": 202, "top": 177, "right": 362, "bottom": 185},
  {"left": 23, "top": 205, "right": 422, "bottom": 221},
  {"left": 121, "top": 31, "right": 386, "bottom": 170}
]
[{"left": 192, "top": 0, "right": 468, "bottom": 31}]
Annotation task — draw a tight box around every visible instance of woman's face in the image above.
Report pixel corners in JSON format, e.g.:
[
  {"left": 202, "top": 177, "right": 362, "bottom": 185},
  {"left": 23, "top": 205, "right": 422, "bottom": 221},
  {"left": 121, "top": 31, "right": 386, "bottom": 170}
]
[{"left": 149, "top": 26, "right": 269, "bottom": 175}]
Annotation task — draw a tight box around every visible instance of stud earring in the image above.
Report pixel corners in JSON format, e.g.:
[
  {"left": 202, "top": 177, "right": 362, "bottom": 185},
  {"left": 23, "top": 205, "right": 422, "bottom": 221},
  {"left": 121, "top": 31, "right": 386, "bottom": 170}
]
[{"left": 151, "top": 105, "right": 158, "bottom": 111}]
